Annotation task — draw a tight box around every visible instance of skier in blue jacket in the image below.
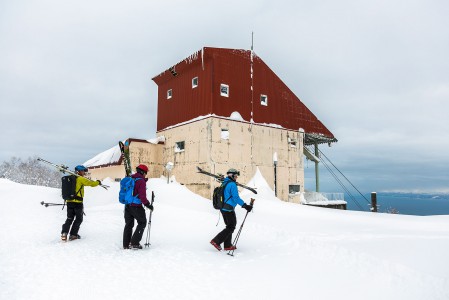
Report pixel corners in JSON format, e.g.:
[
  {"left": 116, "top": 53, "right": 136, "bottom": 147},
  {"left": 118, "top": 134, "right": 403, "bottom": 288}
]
[{"left": 210, "top": 168, "right": 253, "bottom": 251}]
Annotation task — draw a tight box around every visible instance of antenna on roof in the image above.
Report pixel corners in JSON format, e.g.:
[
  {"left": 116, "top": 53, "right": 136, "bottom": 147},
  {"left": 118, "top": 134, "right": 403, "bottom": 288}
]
[
  {"left": 251, "top": 31, "right": 254, "bottom": 51},
  {"left": 250, "top": 31, "right": 254, "bottom": 160}
]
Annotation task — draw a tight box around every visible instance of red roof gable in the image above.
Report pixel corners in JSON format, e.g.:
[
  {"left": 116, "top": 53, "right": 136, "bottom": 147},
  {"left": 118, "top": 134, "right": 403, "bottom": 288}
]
[{"left": 152, "top": 47, "right": 336, "bottom": 142}]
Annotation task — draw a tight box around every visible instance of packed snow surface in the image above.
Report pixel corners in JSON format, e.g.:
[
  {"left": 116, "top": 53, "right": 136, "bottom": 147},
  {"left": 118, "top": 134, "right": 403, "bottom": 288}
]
[{"left": 1, "top": 173, "right": 449, "bottom": 299}]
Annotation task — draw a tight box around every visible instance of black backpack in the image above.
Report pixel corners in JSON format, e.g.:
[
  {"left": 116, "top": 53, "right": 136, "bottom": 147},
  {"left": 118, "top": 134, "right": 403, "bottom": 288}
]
[
  {"left": 212, "top": 181, "right": 231, "bottom": 210},
  {"left": 61, "top": 175, "right": 82, "bottom": 201}
]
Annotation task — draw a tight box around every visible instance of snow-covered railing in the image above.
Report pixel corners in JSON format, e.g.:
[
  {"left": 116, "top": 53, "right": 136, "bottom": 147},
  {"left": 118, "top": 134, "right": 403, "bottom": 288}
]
[{"left": 303, "top": 192, "right": 346, "bottom": 205}]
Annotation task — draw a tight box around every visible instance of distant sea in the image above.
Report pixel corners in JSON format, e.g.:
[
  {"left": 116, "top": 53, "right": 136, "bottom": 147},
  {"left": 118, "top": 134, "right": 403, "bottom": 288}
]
[{"left": 345, "top": 192, "right": 449, "bottom": 216}]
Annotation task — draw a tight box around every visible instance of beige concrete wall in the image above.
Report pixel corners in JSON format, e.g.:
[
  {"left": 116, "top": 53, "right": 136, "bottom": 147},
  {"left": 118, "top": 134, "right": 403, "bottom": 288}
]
[
  {"left": 128, "top": 141, "right": 165, "bottom": 178},
  {"left": 158, "top": 119, "right": 214, "bottom": 198},
  {"left": 88, "top": 142, "right": 164, "bottom": 181},
  {"left": 87, "top": 165, "right": 126, "bottom": 182},
  {"left": 158, "top": 117, "right": 304, "bottom": 202}
]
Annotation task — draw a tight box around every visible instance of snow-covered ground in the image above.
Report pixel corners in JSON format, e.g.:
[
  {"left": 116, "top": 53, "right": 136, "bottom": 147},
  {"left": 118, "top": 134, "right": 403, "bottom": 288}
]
[{"left": 1, "top": 172, "right": 449, "bottom": 300}]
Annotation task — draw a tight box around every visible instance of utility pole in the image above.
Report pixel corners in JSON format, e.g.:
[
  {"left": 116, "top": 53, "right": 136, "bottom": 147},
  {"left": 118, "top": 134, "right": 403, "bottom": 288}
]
[{"left": 371, "top": 192, "right": 378, "bottom": 212}]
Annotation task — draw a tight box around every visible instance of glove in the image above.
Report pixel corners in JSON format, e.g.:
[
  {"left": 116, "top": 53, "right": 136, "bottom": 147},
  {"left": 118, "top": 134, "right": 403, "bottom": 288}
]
[
  {"left": 144, "top": 203, "right": 154, "bottom": 211},
  {"left": 97, "top": 180, "right": 102, "bottom": 185},
  {"left": 242, "top": 203, "right": 253, "bottom": 212}
]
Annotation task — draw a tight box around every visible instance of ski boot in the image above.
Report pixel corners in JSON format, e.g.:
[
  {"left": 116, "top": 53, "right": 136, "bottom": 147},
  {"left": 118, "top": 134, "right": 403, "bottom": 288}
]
[
  {"left": 130, "top": 244, "right": 143, "bottom": 250},
  {"left": 69, "top": 234, "right": 81, "bottom": 241},
  {"left": 210, "top": 240, "right": 222, "bottom": 251}
]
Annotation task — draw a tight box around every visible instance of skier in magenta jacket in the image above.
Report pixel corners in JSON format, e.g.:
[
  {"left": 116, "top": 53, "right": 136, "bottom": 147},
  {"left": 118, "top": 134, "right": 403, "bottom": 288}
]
[{"left": 123, "top": 164, "right": 153, "bottom": 249}]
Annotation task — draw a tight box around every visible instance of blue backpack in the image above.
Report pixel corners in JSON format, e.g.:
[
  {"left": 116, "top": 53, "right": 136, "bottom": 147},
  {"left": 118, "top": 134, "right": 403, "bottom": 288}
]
[{"left": 119, "top": 177, "right": 142, "bottom": 205}]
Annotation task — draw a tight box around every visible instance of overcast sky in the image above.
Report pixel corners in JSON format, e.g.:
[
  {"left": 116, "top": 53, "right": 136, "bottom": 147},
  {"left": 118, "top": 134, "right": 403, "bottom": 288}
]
[{"left": 1, "top": 0, "right": 448, "bottom": 194}]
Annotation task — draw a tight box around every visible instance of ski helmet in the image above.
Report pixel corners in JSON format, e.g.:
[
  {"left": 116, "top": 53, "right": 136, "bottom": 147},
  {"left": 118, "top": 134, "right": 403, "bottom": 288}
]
[
  {"left": 136, "top": 164, "right": 149, "bottom": 174},
  {"left": 75, "top": 165, "right": 88, "bottom": 172},
  {"left": 227, "top": 168, "right": 240, "bottom": 176}
]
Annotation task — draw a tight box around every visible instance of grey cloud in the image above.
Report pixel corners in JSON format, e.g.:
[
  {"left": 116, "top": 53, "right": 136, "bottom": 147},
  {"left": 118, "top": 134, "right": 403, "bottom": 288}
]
[{"left": 1, "top": 0, "right": 448, "bottom": 192}]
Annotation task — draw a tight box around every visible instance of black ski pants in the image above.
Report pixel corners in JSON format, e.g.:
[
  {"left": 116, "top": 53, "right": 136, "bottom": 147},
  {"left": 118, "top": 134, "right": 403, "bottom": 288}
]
[
  {"left": 61, "top": 203, "right": 84, "bottom": 236},
  {"left": 212, "top": 210, "right": 237, "bottom": 248},
  {"left": 123, "top": 205, "right": 147, "bottom": 248}
]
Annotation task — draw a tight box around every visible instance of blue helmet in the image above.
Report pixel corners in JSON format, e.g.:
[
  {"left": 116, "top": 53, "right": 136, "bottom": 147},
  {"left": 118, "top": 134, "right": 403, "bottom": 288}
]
[{"left": 75, "top": 165, "right": 88, "bottom": 172}]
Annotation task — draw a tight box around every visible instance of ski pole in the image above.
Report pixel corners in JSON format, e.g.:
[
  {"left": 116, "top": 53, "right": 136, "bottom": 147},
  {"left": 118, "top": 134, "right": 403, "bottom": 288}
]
[
  {"left": 228, "top": 198, "right": 255, "bottom": 256},
  {"left": 40, "top": 201, "right": 64, "bottom": 207},
  {"left": 144, "top": 191, "right": 155, "bottom": 248}
]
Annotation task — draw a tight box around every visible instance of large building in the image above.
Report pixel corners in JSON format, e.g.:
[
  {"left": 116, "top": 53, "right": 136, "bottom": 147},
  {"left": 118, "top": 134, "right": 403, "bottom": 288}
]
[{"left": 87, "top": 47, "right": 341, "bottom": 206}]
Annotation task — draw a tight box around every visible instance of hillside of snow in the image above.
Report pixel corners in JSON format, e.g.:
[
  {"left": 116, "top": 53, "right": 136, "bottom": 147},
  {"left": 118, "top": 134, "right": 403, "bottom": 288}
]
[{"left": 1, "top": 172, "right": 449, "bottom": 300}]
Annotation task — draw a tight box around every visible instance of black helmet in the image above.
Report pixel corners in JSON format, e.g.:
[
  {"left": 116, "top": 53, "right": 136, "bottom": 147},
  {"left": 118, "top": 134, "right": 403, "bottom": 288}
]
[{"left": 227, "top": 168, "right": 240, "bottom": 176}]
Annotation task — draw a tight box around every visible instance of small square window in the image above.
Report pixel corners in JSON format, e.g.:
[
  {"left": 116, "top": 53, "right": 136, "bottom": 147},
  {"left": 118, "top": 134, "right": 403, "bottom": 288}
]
[
  {"left": 289, "top": 185, "right": 300, "bottom": 194},
  {"left": 288, "top": 137, "right": 297, "bottom": 148},
  {"left": 167, "top": 89, "right": 172, "bottom": 99},
  {"left": 175, "top": 141, "right": 185, "bottom": 153},
  {"left": 221, "top": 128, "right": 229, "bottom": 140},
  {"left": 260, "top": 94, "right": 268, "bottom": 106},
  {"left": 220, "top": 84, "right": 229, "bottom": 97},
  {"left": 192, "top": 77, "right": 198, "bottom": 88}
]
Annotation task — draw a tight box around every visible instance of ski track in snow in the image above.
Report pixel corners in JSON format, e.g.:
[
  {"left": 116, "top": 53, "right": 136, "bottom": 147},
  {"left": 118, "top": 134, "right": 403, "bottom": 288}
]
[{"left": 1, "top": 178, "right": 449, "bottom": 300}]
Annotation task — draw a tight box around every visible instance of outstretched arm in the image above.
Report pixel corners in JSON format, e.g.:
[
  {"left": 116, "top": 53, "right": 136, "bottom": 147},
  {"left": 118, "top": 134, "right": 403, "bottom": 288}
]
[{"left": 230, "top": 183, "right": 245, "bottom": 207}]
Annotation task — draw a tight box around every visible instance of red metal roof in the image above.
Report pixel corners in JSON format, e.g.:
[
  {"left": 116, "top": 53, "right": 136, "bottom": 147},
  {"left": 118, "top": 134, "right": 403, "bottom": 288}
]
[{"left": 152, "top": 47, "right": 335, "bottom": 140}]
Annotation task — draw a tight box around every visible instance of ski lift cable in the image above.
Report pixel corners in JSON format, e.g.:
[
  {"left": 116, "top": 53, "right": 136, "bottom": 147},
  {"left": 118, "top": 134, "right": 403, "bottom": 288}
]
[
  {"left": 318, "top": 154, "right": 366, "bottom": 211},
  {"left": 317, "top": 148, "right": 371, "bottom": 204},
  {"left": 305, "top": 145, "right": 366, "bottom": 211},
  {"left": 318, "top": 153, "right": 367, "bottom": 205},
  {"left": 319, "top": 157, "right": 362, "bottom": 207}
]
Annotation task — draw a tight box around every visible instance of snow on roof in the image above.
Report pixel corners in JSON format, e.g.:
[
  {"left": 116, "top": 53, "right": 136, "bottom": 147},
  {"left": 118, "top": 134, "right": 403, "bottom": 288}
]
[
  {"left": 148, "top": 136, "right": 166, "bottom": 144},
  {"left": 84, "top": 137, "right": 165, "bottom": 168},
  {"left": 230, "top": 111, "right": 244, "bottom": 122},
  {"left": 160, "top": 112, "right": 286, "bottom": 131},
  {"left": 162, "top": 114, "right": 214, "bottom": 131},
  {"left": 83, "top": 144, "right": 122, "bottom": 167}
]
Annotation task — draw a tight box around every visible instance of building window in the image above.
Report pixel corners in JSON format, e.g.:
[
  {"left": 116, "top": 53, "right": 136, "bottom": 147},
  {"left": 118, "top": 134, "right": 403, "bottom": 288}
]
[
  {"left": 221, "top": 128, "right": 229, "bottom": 140},
  {"left": 260, "top": 94, "right": 268, "bottom": 106},
  {"left": 220, "top": 84, "right": 229, "bottom": 97},
  {"left": 175, "top": 141, "right": 185, "bottom": 153},
  {"left": 289, "top": 185, "right": 300, "bottom": 194},
  {"left": 167, "top": 89, "right": 172, "bottom": 99},
  {"left": 288, "top": 137, "right": 297, "bottom": 148},
  {"left": 192, "top": 77, "right": 198, "bottom": 88}
]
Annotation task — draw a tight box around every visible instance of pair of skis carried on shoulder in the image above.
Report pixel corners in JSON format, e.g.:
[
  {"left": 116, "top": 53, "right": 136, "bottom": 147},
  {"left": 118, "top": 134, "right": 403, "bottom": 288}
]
[
  {"left": 37, "top": 157, "right": 110, "bottom": 190},
  {"left": 196, "top": 167, "right": 257, "bottom": 194}
]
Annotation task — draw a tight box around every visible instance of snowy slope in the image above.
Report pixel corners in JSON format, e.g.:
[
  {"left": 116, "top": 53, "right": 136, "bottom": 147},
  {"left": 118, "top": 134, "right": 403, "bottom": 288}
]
[{"left": 1, "top": 175, "right": 449, "bottom": 300}]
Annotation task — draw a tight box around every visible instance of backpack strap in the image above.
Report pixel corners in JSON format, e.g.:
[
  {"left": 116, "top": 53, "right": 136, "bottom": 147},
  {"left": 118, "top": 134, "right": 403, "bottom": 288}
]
[
  {"left": 132, "top": 178, "right": 142, "bottom": 198},
  {"left": 222, "top": 181, "right": 232, "bottom": 206},
  {"left": 74, "top": 184, "right": 84, "bottom": 201}
]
